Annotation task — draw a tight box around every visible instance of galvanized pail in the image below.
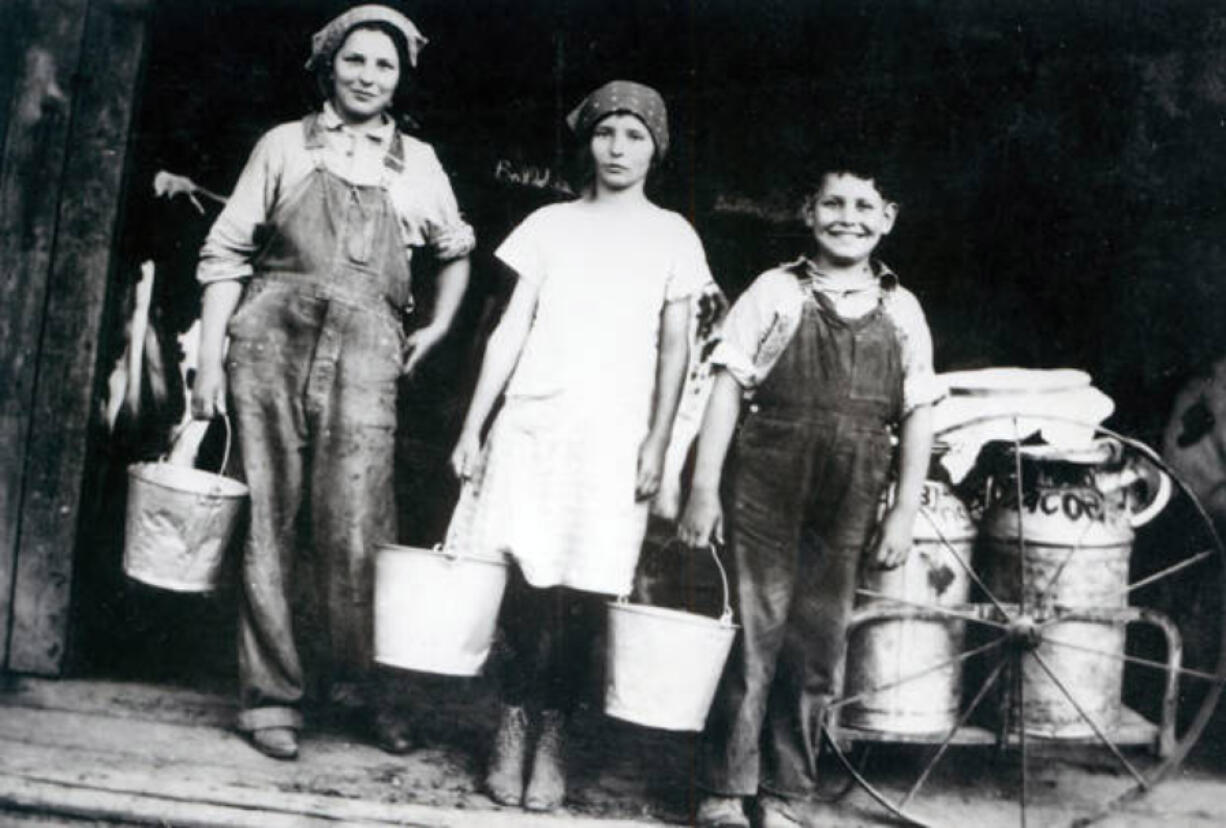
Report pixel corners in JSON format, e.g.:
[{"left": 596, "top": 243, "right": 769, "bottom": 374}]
[
  {"left": 604, "top": 545, "right": 737, "bottom": 732},
  {"left": 123, "top": 418, "right": 248, "bottom": 592},
  {"left": 373, "top": 542, "right": 509, "bottom": 676}
]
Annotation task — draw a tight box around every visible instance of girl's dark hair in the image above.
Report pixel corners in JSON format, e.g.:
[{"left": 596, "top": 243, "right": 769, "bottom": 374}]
[{"left": 314, "top": 21, "right": 413, "bottom": 115}]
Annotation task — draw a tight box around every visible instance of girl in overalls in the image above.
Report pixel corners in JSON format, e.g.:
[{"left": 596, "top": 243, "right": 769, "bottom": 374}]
[
  {"left": 192, "top": 4, "right": 474, "bottom": 761},
  {"left": 678, "top": 165, "right": 939, "bottom": 828},
  {"left": 445, "top": 81, "right": 714, "bottom": 811}
]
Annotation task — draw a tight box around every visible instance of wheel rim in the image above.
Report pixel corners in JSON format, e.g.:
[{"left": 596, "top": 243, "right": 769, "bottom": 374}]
[{"left": 821, "top": 414, "right": 1226, "bottom": 827}]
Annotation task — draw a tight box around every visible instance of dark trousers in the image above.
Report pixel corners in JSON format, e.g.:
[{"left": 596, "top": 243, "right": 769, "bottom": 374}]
[
  {"left": 699, "top": 413, "right": 891, "bottom": 796},
  {"left": 498, "top": 567, "right": 604, "bottom": 713}
]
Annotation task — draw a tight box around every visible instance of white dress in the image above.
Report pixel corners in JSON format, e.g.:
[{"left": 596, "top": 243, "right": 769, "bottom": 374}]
[{"left": 445, "top": 200, "right": 713, "bottom": 595}]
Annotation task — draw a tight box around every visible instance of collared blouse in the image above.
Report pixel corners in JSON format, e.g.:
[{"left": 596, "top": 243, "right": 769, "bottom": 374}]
[{"left": 198, "top": 102, "right": 475, "bottom": 284}]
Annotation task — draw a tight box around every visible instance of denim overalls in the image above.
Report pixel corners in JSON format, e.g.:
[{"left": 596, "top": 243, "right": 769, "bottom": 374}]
[
  {"left": 227, "top": 115, "right": 411, "bottom": 733},
  {"left": 701, "top": 274, "right": 903, "bottom": 797}
]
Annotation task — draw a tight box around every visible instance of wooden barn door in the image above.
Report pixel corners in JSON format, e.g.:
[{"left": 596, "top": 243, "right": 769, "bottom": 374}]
[{"left": 0, "top": 0, "right": 148, "bottom": 675}]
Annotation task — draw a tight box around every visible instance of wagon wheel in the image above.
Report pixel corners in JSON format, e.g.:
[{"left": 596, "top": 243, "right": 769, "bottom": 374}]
[{"left": 819, "top": 414, "right": 1226, "bottom": 828}]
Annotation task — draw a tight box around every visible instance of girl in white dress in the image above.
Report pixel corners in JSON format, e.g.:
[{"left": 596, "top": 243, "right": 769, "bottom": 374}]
[{"left": 446, "top": 80, "right": 713, "bottom": 811}]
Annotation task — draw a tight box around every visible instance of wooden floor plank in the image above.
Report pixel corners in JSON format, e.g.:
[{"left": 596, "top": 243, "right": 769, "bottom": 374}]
[
  {"left": 0, "top": 691, "right": 663, "bottom": 827},
  {"left": 0, "top": 774, "right": 340, "bottom": 828},
  {"left": 0, "top": 676, "right": 235, "bottom": 727},
  {"left": 0, "top": 747, "right": 660, "bottom": 828}
]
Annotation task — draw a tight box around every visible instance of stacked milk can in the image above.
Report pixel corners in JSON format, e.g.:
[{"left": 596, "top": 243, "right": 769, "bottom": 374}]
[{"left": 842, "top": 369, "right": 1169, "bottom": 740}]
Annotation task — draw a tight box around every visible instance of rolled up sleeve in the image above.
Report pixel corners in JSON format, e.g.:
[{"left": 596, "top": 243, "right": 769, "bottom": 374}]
[
  {"left": 888, "top": 288, "right": 944, "bottom": 414},
  {"left": 197, "top": 131, "right": 282, "bottom": 285},
  {"left": 710, "top": 269, "right": 802, "bottom": 390},
  {"left": 410, "top": 147, "right": 475, "bottom": 261}
]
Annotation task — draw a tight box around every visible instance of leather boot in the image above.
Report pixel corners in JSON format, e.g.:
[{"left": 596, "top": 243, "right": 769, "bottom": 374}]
[
  {"left": 696, "top": 794, "right": 749, "bottom": 828},
  {"left": 757, "top": 794, "right": 804, "bottom": 828},
  {"left": 524, "top": 709, "right": 566, "bottom": 811},
  {"left": 485, "top": 705, "right": 529, "bottom": 805},
  {"left": 248, "top": 726, "right": 298, "bottom": 760}
]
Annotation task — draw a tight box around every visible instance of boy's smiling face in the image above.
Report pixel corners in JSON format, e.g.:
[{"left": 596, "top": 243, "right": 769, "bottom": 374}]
[{"left": 806, "top": 173, "right": 898, "bottom": 268}]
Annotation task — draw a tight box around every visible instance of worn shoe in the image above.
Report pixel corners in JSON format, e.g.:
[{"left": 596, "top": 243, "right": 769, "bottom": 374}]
[
  {"left": 523, "top": 709, "right": 566, "bottom": 811},
  {"left": 371, "top": 711, "right": 413, "bottom": 755},
  {"left": 696, "top": 794, "right": 749, "bottom": 828},
  {"left": 248, "top": 726, "right": 298, "bottom": 760},
  {"left": 757, "top": 794, "right": 803, "bottom": 828},
  {"left": 485, "top": 705, "right": 530, "bottom": 805}
]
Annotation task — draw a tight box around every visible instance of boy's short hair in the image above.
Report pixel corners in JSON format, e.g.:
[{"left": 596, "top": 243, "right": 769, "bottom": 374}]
[{"left": 800, "top": 152, "right": 902, "bottom": 205}]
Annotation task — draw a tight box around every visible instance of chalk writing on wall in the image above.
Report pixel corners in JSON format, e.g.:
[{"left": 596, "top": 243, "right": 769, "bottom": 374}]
[
  {"left": 493, "top": 160, "right": 574, "bottom": 196},
  {"left": 711, "top": 193, "right": 797, "bottom": 225}
]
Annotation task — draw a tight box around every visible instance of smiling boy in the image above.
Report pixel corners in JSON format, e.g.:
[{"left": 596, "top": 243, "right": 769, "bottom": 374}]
[{"left": 678, "top": 162, "right": 939, "bottom": 827}]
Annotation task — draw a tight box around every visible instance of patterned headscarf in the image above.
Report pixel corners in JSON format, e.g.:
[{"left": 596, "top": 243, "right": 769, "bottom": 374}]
[
  {"left": 566, "top": 80, "right": 669, "bottom": 161},
  {"left": 305, "top": 4, "right": 428, "bottom": 71}
]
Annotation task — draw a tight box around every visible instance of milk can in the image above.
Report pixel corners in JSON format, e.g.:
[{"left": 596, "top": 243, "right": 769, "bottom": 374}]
[
  {"left": 842, "top": 449, "right": 977, "bottom": 735},
  {"left": 983, "top": 440, "right": 1170, "bottom": 738}
]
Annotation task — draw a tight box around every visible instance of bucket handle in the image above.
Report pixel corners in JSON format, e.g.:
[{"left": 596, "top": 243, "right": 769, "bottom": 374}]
[
  {"left": 620, "top": 541, "right": 735, "bottom": 627},
  {"left": 165, "top": 415, "right": 234, "bottom": 477}
]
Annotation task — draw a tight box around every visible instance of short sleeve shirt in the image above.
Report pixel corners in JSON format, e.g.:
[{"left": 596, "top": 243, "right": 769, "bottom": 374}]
[
  {"left": 197, "top": 103, "right": 475, "bottom": 284},
  {"left": 712, "top": 258, "right": 942, "bottom": 415},
  {"left": 495, "top": 201, "right": 712, "bottom": 402}
]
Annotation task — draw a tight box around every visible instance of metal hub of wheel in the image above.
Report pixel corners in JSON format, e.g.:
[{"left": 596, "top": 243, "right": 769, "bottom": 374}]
[
  {"left": 1005, "top": 614, "right": 1043, "bottom": 651},
  {"left": 819, "top": 415, "right": 1226, "bottom": 827}
]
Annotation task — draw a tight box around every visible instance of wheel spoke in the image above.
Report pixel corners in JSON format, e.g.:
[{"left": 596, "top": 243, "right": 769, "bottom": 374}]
[
  {"left": 1029, "top": 650, "right": 1149, "bottom": 788},
  {"left": 1018, "top": 649, "right": 1028, "bottom": 828},
  {"left": 1040, "top": 634, "right": 1223, "bottom": 683},
  {"left": 822, "top": 727, "right": 938, "bottom": 828},
  {"left": 1028, "top": 544, "right": 1081, "bottom": 611},
  {"left": 829, "top": 637, "right": 1006, "bottom": 712},
  {"left": 1012, "top": 416, "right": 1027, "bottom": 617},
  {"left": 1112, "top": 549, "right": 1215, "bottom": 600},
  {"left": 918, "top": 508, "right": 1015, "bottom": 620},
  {"left": 855, "top": 588, "right": 1011, "bottom": 629},
  {"left": 899, "top": 656, "right": 1008, "bottom": 810}
]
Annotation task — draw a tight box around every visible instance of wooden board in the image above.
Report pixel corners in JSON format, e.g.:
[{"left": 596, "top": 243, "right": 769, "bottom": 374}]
[
  {"left": 0, "top": 702, "right": 660, "bottom": 828},
  {"left": 0, "top": 0, "right": 90, "bottom": 672},
  {"left": 0, "top": 675, "right": 236, "bottom": 727},
  {"left": 0, "top": 0, "right": 23, "bottom": 158},
  {"left": 7, "top": 0, "right": 147, "bottom": 675}
]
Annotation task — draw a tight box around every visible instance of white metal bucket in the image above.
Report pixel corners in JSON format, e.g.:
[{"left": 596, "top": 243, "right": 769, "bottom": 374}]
[
  {"left": 604, "top": 545, "right": 738, "bottom": 731},
  {"left": 123, "top": 418, "right": 248, "bottom": 592},
  {"left": 373, "top": 542, "right": 509, "bottom": 676}
]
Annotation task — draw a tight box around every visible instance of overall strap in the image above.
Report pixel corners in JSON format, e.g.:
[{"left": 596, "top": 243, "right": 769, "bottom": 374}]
[
  {"left": 379, "top": 129, "right": 405, "bottom": 189},
  {"left": 384, "top": 129, "right": 405, "bottom": 172},
  {"left": 302, "top": 113, "right": 328, "bottom": 171}
]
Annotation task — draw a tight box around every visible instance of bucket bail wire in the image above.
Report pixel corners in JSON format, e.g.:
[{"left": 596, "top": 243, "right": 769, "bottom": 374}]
[
  {"left": 123, "top": 416, "right": 248, "bottom": 593},
  {"left": 604, "top": 542, "right": 738, "bottom": 732},
  {"left": 373, "top": 533, "right": 510, "bottom": 677}
]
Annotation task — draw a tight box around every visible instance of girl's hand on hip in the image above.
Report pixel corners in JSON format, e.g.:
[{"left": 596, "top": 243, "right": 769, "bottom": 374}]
[
  {"left": 635, "top": 436, "right": 667, "bottom": 501},
  {"left": 401, "top": 324, "right": 446, "bottom": 378},
  {"left": 450, "top": 430, "right": 482, "bottom": 481},
  {"left": 191, "top": 359, "right": 227, "bottom": 420},
  {"left": 677, "top": 489, "right": 723, "bottom": 548}
]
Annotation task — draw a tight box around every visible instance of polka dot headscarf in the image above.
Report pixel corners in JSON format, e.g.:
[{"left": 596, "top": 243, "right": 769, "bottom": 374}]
[{"left": 565, "top": 80, "right": 670, "bottom": 161}]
